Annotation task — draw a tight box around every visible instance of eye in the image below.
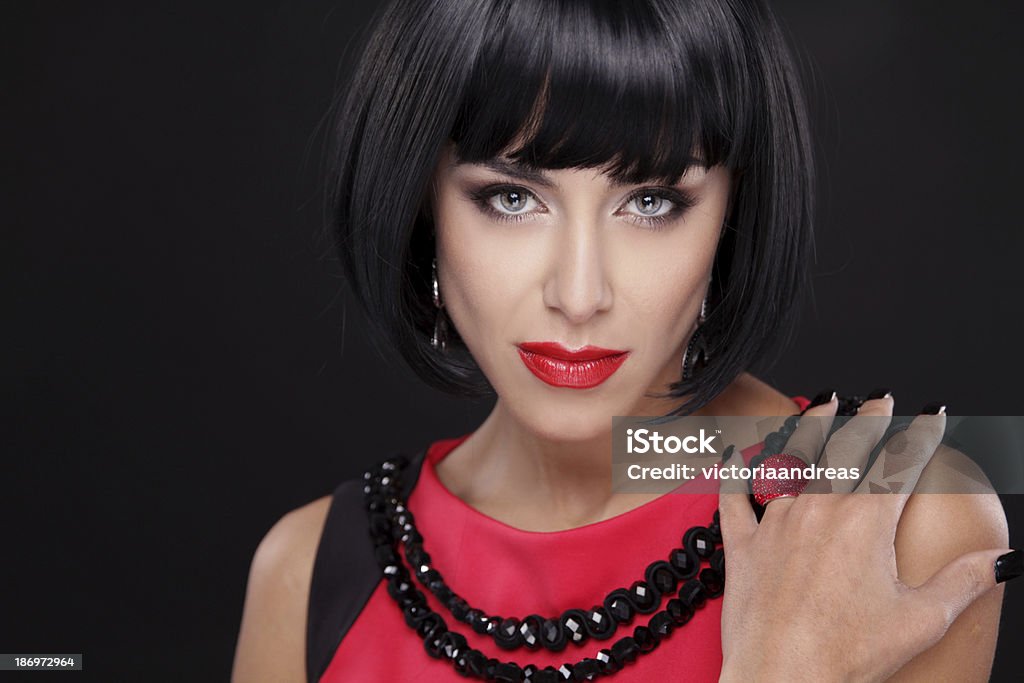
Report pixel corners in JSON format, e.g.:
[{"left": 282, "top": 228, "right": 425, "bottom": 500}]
[
  {"left": 467, "top": 184, "right": 546, "bottom": 222},
  {"left": 625, "top": 192, "right": 672, "bottom": 218},
  {"left": 616, "top": 188, "right": 697, "bottom": 229},
  {"left": 488, "top": 187, "right": 538, "bottom": 215}
]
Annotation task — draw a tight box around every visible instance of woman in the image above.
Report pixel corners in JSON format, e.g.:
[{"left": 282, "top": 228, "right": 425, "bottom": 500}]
[{"left": 232, "top": 0, "right": 1017, "bottom": 680}]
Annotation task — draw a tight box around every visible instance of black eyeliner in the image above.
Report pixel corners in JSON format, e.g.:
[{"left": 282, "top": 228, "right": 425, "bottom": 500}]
[{"left": 464, "top": 182, "right": 698, "bottom": 229}]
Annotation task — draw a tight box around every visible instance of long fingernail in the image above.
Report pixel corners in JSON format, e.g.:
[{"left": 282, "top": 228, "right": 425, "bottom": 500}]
[
  {"left": 920, "top": 402, "right": 946, "bottom": 415},
  {"left": 808, "top": 389, "right": 837, "bottom": 408},
  {"left": 867, "top": 387, "right": 892, "bottom": 400},
  {"left": 995, "top": 550, "right": 1023, "bottom": 583}
]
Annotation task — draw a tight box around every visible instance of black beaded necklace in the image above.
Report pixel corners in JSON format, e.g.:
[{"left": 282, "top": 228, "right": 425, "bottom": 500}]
[
  {"left": 362, "top": 395, "right": 858, "bottom": 681},
  {"left": 365, "top": 453, "right": 721, "bottom": 681}
]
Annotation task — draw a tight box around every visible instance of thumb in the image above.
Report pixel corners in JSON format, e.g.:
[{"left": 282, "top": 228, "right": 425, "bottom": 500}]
[
  {"left": 908, "top": 548, "right": 1017, "bottom": 646},
  {"left": 717, "top": 444, "right": 756, "bottom": 548}
]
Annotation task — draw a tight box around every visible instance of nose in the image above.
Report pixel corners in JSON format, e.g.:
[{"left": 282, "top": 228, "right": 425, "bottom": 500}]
[{"left": 542, "top": 219, "right": 613, "bottom": 325}]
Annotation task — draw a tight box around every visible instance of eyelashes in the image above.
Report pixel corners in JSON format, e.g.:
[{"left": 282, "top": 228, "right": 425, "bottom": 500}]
[{"left": 465, "top": 183, "right": 698, "bottom": 230}]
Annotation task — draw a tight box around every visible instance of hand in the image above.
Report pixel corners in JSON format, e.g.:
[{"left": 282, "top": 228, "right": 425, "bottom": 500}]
[{"left": 716, "top": 395, "right": 1017, "bottom": 682}]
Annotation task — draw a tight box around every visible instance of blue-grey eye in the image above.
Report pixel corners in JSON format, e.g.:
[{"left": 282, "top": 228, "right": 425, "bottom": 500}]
[
  {"left": 499, "top": 190, "right": 527, "bottom": 212},
  {"left": 633, "top": 193, "right": 665, "bottom": 216},
  {"left": 489, "top": 188, "right": 537, "bottom": 214}
]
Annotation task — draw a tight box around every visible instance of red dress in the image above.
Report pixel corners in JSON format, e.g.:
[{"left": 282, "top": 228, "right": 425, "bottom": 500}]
[{"left": 322, "top": 396, "right": 811, "bottom": 681}]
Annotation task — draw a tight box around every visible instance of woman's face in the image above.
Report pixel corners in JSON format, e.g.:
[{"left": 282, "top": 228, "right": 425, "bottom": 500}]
[{"left": 431, "top": 144, "right": 732, "bottom": 441}]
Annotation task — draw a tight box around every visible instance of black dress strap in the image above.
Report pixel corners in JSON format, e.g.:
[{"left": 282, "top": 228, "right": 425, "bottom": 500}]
[{"left": 306, "top": 447, "right": 429, "bottom": 683}]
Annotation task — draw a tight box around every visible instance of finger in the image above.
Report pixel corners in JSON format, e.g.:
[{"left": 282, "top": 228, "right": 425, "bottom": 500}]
[
  {"left": 854, "top": 412, "right": 946, "bottom": 523},
  {"left": 778, "top": 393, "right": 839, "bottom": 464},
  {"left": 761, "top": 395, "right": 839, "bottom": 515},
  {"left": 718, "top": 444, "right": 756, "bottom": 548},
  {"left": 904, "top": 547, "right": 1015, "bottom": 650},
  {"left": 802, "top": 395, "right": 894, "bottom": 494}
]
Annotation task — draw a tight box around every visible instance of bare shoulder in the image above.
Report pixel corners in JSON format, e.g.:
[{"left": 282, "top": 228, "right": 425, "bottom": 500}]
[
  {"left": 887, "top": 444, "right": 1009, "bottom": 681},
  {"left": 895, "top": 488, "right": 1008, "bottom": 581},
  {"left": 915, "top": 441, "right": 999, "bottom": 494},
  {"left": 895, "top": 443, "right": 1008, "bottom": 577},
  {"left": 231, "top": 495, "right": 333, "bottom": 683}
]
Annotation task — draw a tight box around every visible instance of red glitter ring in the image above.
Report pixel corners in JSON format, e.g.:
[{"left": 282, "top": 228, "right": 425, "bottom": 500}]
[{"left": 751, "top": 452, "right": 810, "bottom": 506}]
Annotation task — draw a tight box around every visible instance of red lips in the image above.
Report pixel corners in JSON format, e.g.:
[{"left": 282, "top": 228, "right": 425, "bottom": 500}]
[{"left": 516, "top": 341, "right": 630, "bottom": 389}]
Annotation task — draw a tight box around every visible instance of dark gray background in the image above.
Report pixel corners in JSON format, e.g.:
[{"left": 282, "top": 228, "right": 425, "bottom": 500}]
[{"left": 3, "top": 1, "right": 1022, "bottom": 680}]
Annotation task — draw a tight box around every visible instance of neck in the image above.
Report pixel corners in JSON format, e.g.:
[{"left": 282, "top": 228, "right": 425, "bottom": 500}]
[
  {"left": 434, "top": 402, "right": 615, "bottom": 532},
  {"left": 435, "top": 381, "right": 745, "bottom": 532},
  {"left": 434, "top": 372, "right": 800, "bottom": 532}
]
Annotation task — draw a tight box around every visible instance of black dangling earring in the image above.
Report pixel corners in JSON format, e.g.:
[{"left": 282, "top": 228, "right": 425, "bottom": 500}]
[
  {"left": 430, "top": 257, "right": 448, "bottom": 352},
  {"left": 681, "top": 285, "right": 712, "bottom": 382}
]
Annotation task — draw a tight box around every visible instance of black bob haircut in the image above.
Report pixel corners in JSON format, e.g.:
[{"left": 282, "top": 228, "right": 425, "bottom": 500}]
[{"left": 326, "top": 0, "right": 814, "bottom": 417}]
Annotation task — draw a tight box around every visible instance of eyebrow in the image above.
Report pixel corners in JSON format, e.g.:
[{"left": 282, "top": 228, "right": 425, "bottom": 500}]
[{"left": 480, "top": 158, "right": 557, "bottom": 188}]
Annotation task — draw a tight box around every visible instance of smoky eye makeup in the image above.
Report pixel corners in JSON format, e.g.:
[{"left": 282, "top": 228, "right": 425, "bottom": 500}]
[
  {"left": 615, "top": 187, "right": 699, "bottom": 229},
  {"left": 464, "top": 181, "right": 699, "bottom": 230},
  {"left": 464, "top": 183, "right": 545, "bottom": 223}
]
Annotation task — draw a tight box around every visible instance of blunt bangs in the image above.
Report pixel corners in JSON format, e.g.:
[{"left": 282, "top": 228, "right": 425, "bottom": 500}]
[
  {"left": 451, "top": 0, "right": 752, "bottom": 183},
  {"left": 327, "top": 0, "right": 815, "bottom": 414}
]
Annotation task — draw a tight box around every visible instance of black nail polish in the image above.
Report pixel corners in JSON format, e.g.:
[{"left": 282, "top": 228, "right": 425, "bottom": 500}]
[
  {"left": 920, "top": 402, "right": 946, "bottom": 415},
  {"left": 808, "top": 389, "right": 837, "bottom": 408},
  {"left": 867, "top": 387, "right": 892, "bottom": 400},
  {"left": 995, "top": 550, "right": 1023, "bottom": 584}
]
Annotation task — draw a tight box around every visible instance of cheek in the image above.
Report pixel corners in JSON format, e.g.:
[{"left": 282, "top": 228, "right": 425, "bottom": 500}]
[
  {"left": 617, "top": 226, "right": 720, "bottom": 343},
  {"left": 432, "top": 195, "right": 541, "bottom": 358}
]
